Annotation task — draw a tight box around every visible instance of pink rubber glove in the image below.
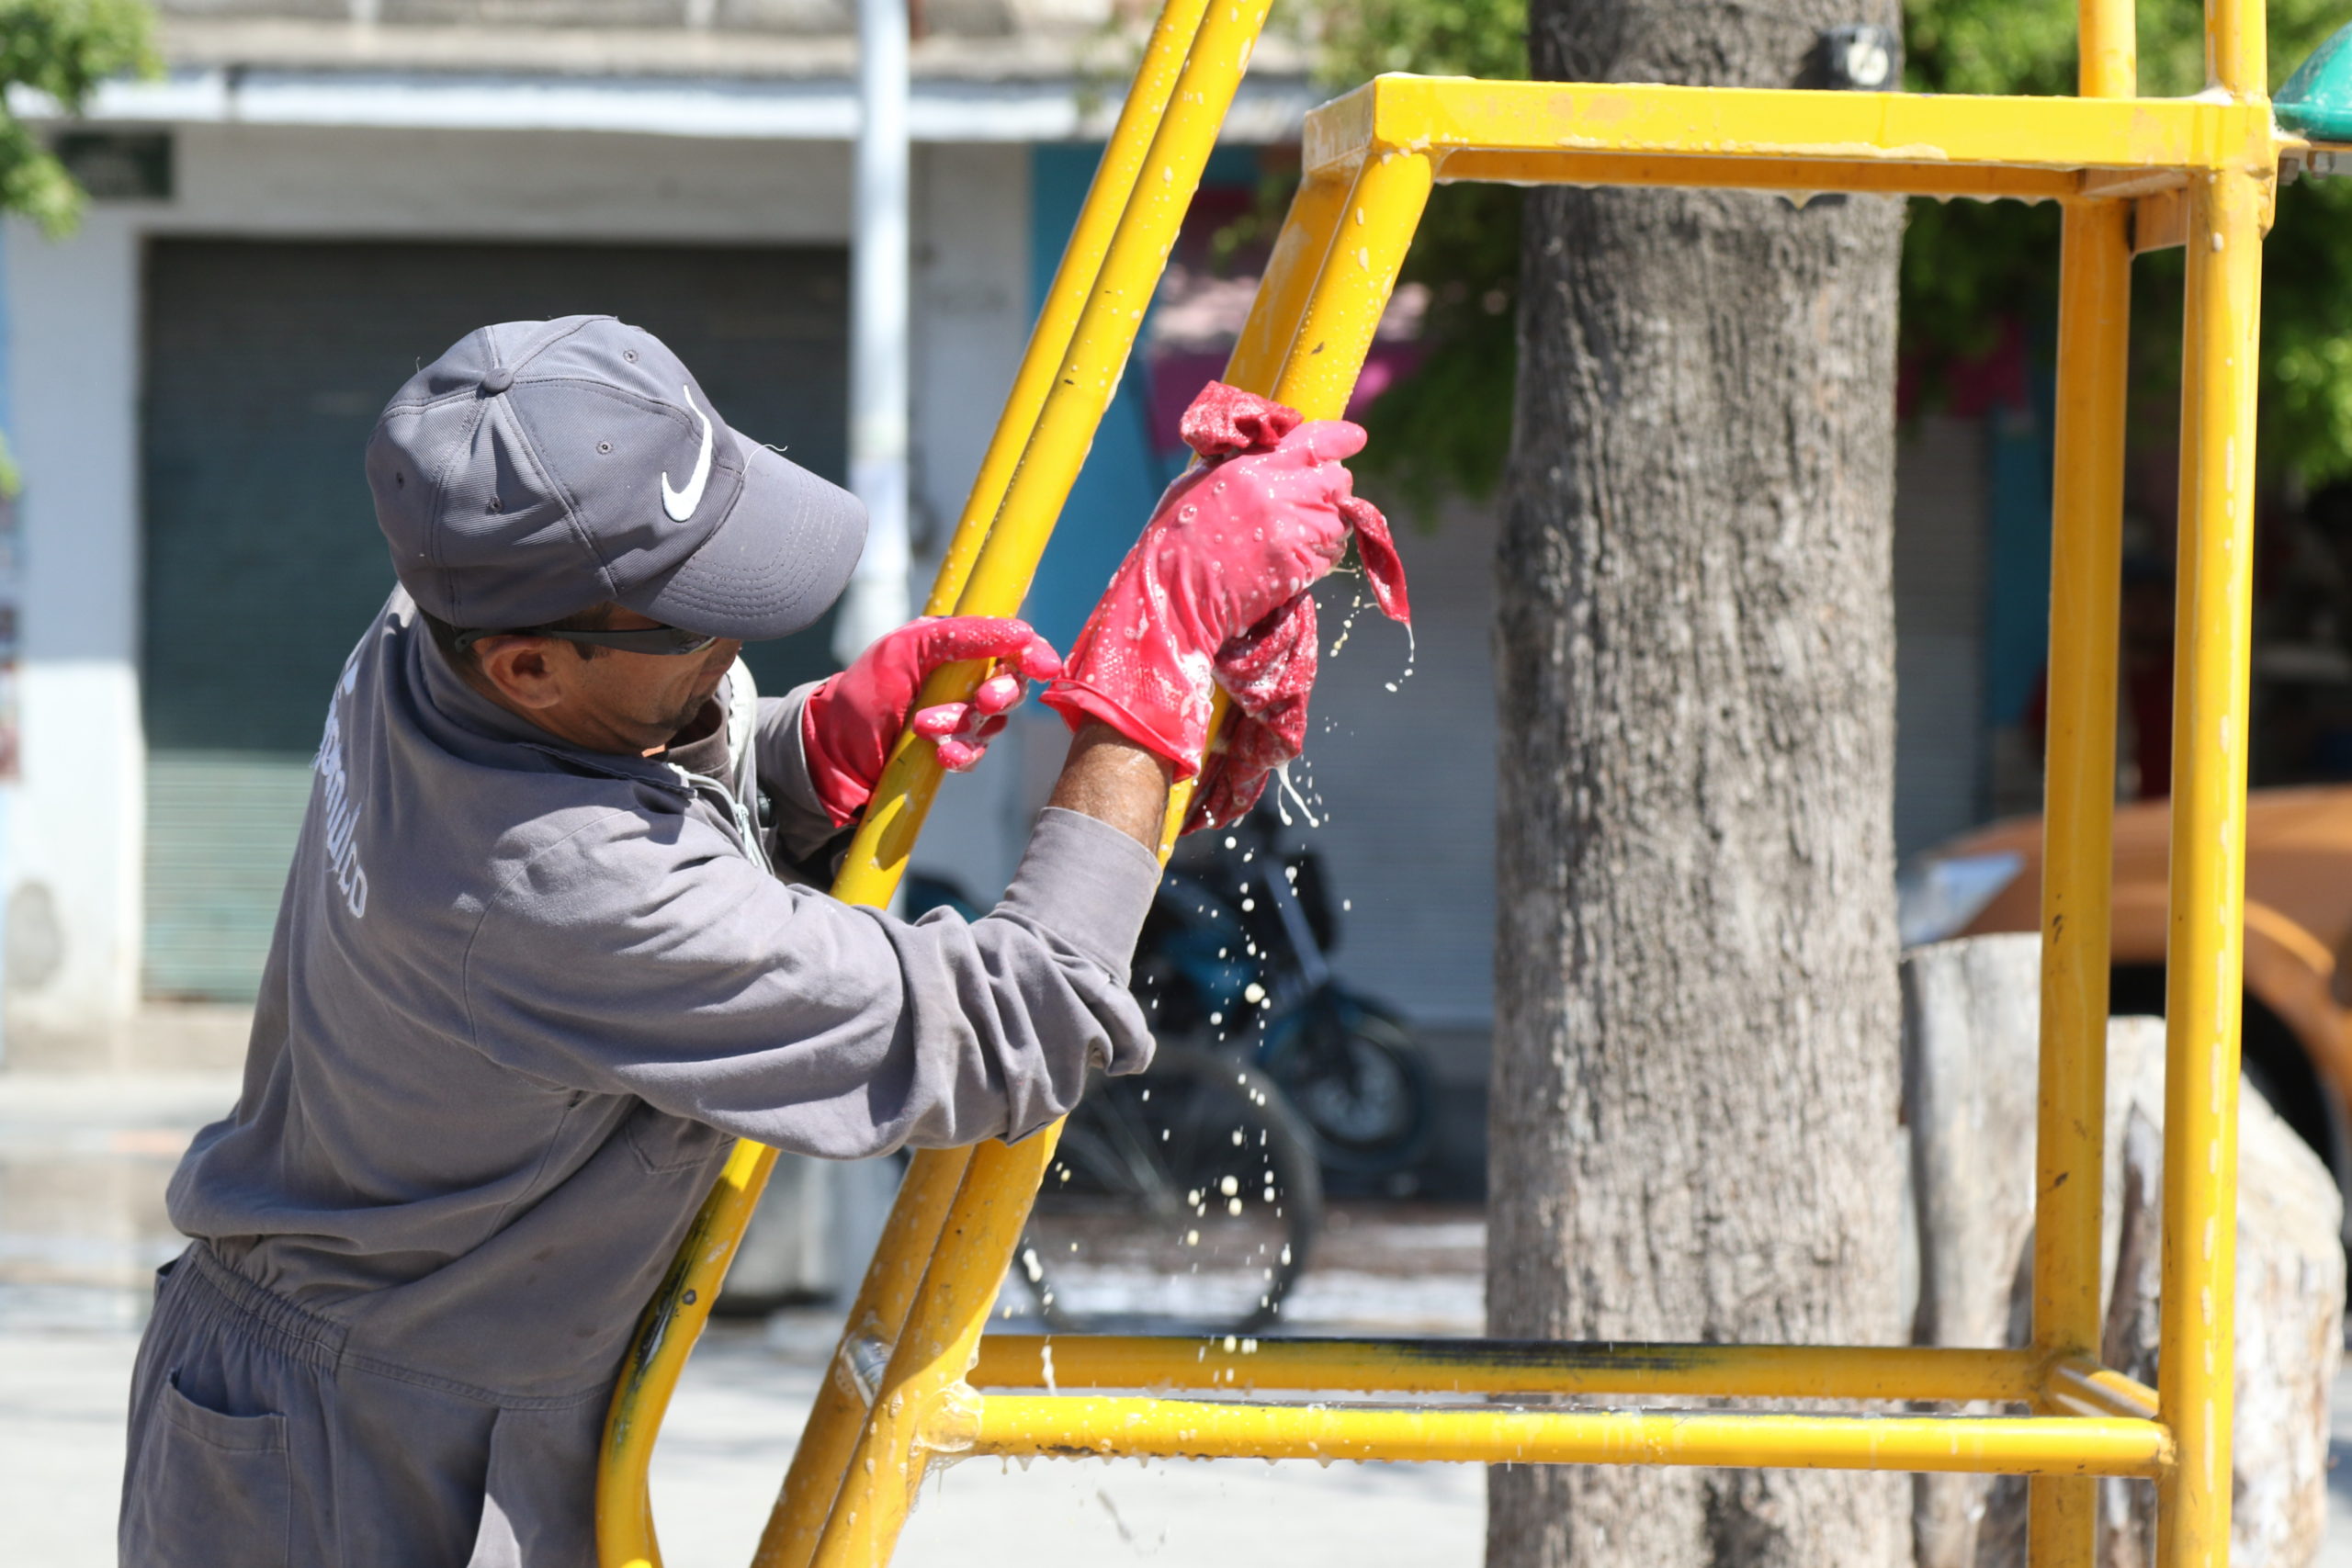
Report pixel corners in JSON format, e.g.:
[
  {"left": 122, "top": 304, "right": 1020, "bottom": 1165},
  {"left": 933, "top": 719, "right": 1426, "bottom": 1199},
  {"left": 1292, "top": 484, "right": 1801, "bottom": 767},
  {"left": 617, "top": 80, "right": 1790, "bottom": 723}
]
[
  {"left": 802, "top": 616, "right": 1063, "bottom": 827},
  {"left": 1041, "top": 381, "right": 1409, "bottom": 832}
]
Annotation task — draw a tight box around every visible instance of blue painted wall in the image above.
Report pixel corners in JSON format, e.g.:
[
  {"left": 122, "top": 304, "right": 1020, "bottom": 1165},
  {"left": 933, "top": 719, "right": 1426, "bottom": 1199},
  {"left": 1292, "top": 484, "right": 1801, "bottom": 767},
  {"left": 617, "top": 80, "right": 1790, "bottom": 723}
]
[
  {"left": 1017, "top": 142, "right": 1258, "bottom": 647},
  {"left": 1983, "top": 365, "right": 2056, "bottom": 730}
]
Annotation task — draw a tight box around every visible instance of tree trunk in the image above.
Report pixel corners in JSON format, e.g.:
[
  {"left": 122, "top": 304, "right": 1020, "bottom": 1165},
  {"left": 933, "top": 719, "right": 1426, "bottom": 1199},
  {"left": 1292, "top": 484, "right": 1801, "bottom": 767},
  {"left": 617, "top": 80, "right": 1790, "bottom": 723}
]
[{"left": 1487, "top": 1, "right": 1908, "bottom": 1562}]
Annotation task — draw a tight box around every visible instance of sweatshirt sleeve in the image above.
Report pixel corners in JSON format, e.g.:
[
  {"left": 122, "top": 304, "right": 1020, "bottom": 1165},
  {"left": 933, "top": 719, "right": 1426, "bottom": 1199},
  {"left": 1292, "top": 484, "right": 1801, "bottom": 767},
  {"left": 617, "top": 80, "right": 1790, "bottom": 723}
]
[
  {"left": 753, "top": 686, "right": 853, "bottom": 871},
  {"left": 460, "top": 806, "right": 1160, "bottom": 1157}
]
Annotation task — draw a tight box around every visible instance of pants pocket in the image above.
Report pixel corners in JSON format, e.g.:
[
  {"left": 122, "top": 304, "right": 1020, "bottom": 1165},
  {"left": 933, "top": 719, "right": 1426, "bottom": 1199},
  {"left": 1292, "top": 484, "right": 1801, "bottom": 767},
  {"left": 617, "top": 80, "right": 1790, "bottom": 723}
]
[{"left": 122, "top": 1369, "right": 292, "bottom": 1568}]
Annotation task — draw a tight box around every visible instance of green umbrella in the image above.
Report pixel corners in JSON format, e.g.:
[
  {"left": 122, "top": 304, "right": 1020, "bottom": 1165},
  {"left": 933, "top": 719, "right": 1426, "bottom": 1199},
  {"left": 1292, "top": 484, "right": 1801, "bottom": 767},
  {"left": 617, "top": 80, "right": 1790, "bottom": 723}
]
[{"left": 2277, "top": 19, "right": 2352, "bottom": 141}]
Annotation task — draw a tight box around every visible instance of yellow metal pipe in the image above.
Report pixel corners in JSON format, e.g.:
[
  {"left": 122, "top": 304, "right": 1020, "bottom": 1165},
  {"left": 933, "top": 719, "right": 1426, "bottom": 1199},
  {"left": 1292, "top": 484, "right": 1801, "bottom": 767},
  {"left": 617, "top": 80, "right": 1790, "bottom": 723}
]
[
  {"left": 969, "top": 1337, "right": 2042, "bottom": 1403},
  {"left": 595, "top": 1134, "right": 772, "bottom": 1568},
  {"left": 750, "top": 1145, "right": 973, "bottom": 1568},
  {"left": 2080, "top": 0, "right": 2136, "bottom": 100},
  {"left": 827, "top": 0, "right": 1278, "bottom": 896},
  {"left": 922, "top": 0, "right": 1215, "bottom": 615},
  {"left": 2049, "top": 1355, "right": 2161, "bottom": 1422},
  {"left": 2034, "top": 135, "right": 2132, "bottom": 1385},
  {"left": 808, "top": 1133, "right": 1068, "bottom": 1568},
  {"left": 792, "top": 8, "right": 1285, "bottom": 1557},
  {"left": 1226, "top": 170, "right": 1356, "bottom": 397},
  {"left": 1303, "top": 78, "right": 2276, "bottom": 183},
  {"left": 806, "top": 110, "right": 1389, "bottom": 1565},
  {"left": 2207, "top": 0, "right": 2265, "bottom": 106},
  {"left": 955, "top": 1395, "right": 2174, "bottom": 1477},
  {"left": 2031, "top": 176, "right": 2135, "bottom": 1568},
  {"left": 1433, "top": 149, "right": 2080, "bottom": 203},
  {"left": 734, "top": 7, "right": 1231, "bottom": 1558},
  {"left": 1154, "top": 151, "right": 1426, "bottom": 842},
  {"left": 2156, "top": 165, "right": 2263, "bottom": 1568},
  {"left": 594, "top": 0, "right": 1239, "bottom": 1557},
  {"left": 1270, "top": 151, "right": 1434, "bottom": 421},
  {"left": 1149, "top": 165, "right": 1358, "bottom": 848}
]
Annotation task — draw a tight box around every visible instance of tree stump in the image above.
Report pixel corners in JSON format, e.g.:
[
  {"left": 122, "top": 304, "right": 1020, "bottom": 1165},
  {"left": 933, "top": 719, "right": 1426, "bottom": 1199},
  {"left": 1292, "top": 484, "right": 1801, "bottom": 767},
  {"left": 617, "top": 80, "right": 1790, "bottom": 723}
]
[{"left": 1902, "top": 934, "right": 2344, "bottom": 1567}]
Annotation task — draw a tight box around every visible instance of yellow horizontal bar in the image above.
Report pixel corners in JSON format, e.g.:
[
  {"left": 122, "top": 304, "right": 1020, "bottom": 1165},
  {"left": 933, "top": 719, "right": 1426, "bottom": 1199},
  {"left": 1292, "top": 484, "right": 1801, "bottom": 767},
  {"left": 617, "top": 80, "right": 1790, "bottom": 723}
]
[
  {"left": 2047, "top": 1355, "right": 2160, "bottom": 1421},
  {"left": 957, "top": 1395, "right": 2172, "bottom": 1477},
  {"left": 1435, "top": 149, "right": 2079, "bottom": 201},
  {"left": 1305, "top": 76, "right": 2278, "bottom": 184},
  {"left": 970, "top": 1337, "right": 2039, "bottom": 1404}
]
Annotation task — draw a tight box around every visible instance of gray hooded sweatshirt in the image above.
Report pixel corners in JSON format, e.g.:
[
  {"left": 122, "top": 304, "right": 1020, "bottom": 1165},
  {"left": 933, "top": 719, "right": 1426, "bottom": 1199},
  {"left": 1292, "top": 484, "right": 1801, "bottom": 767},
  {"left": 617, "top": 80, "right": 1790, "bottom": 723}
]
[{"left": 163, "top": 589, "right": 1159, "bottom": 1402}]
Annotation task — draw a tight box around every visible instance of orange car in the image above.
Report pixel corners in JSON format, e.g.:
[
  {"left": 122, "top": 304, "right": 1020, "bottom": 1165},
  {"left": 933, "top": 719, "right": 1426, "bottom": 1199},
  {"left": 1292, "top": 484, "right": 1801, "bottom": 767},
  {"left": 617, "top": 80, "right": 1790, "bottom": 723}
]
[{"left": 1901, "top": 786, "right": 2352, "bottom": 1203}]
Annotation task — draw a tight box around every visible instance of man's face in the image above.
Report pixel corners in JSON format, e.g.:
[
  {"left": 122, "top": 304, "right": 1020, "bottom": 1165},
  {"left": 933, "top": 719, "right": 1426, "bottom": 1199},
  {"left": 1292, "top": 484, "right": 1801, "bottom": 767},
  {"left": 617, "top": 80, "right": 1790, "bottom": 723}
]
[{"left": 469, "top": 608, "right": 744, "bottom": 757}]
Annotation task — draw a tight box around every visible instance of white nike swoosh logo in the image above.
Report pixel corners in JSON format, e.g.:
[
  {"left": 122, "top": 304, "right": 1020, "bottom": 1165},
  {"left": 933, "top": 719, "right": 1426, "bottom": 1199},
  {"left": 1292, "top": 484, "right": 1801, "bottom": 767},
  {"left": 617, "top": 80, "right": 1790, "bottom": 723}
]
[{"left": 662, "top": 385, "right": 715, "bottom": 522}]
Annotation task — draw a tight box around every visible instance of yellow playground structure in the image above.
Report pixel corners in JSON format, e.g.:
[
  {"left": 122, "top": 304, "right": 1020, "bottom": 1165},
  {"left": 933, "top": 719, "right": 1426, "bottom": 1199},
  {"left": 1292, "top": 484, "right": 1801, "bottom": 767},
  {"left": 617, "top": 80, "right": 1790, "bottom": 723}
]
[{"left": 592, "top": 0, "right": 2341, "bottom": 1553}]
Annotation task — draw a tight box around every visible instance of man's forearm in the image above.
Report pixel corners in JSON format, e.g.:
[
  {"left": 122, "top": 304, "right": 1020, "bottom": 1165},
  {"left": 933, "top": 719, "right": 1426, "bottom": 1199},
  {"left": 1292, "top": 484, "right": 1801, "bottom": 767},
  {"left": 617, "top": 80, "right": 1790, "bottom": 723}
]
[{"left": 1048, "top": 721, "right": 1175, "bottom": 852}]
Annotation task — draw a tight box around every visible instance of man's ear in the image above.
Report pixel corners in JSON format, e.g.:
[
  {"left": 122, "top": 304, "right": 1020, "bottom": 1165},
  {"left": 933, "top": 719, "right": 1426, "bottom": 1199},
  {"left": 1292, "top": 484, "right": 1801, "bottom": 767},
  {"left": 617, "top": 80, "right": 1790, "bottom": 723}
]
[{"left": 471, "top": 637, "right": 567, "bottom": 711}]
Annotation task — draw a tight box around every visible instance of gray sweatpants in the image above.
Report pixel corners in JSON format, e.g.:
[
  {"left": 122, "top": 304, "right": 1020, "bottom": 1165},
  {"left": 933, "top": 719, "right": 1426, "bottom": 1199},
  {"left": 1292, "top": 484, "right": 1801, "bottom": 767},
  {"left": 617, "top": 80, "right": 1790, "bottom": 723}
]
[{"left": 121, "top": 1244, "right": 609, "bottom": 1566}]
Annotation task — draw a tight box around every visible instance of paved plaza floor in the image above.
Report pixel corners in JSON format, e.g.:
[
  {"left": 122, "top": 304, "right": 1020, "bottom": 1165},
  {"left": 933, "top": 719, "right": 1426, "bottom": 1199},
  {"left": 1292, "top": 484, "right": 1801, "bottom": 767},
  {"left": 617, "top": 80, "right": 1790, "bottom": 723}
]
[{"left": 5, "top": 1064, "right": 2349, "bottom": 1566}]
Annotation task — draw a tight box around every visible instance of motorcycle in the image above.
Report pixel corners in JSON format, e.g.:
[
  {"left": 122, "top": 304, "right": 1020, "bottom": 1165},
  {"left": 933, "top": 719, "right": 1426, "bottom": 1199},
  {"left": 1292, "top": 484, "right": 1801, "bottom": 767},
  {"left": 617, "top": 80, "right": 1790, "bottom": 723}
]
[{"left": 906, "top": 799, "right": 1433, "bottom": 1332}]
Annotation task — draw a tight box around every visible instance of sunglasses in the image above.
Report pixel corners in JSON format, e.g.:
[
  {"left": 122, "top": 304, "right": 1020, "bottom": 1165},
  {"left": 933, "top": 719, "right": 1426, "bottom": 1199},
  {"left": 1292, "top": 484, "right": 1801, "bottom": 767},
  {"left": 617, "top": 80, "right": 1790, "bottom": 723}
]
[{"left": 451, "top": 622, "right": 720, "bottom": 656}]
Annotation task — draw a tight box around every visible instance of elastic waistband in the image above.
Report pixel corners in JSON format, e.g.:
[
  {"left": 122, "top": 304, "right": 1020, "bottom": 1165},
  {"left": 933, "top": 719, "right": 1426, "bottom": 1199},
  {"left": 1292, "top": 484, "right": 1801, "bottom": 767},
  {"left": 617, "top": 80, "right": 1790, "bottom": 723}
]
[{"left": 167, "top": 1242, "right": 349, "bottom": 1374}]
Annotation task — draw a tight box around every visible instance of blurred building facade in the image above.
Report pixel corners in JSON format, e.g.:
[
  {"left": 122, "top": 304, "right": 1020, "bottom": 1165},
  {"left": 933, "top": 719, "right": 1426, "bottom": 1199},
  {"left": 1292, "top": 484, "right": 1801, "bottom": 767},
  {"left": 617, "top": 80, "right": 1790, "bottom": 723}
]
[
  {"left": 0, "top": 0, "right": 2073, "bottom": 1077},
  {"left": 0, "top": 0, "right": 1314, "bottom": 1062}
]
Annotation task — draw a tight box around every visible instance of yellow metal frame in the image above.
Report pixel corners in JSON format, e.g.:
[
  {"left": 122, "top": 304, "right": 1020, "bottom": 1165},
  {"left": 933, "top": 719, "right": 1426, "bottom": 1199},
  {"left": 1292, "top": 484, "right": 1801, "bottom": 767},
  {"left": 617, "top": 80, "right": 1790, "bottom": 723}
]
[{"left": 597, "top": 0, "right": 2295, "bottom": 1553}]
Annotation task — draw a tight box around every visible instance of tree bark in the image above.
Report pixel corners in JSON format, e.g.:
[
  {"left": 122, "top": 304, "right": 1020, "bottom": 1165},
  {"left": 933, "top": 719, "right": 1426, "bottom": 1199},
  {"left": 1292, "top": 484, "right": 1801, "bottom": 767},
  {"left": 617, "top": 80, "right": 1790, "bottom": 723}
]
[{"left": 1487, "top": 0, "right": 1908, "bottom": 1562}]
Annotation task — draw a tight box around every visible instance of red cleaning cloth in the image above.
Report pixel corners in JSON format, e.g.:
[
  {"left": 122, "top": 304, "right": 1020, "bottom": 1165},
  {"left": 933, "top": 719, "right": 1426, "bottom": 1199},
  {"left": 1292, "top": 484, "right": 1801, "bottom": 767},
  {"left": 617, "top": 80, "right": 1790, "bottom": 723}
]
[
  {"left": 803, "top": 615, "right": 1063, "bottom": 826},
  {"left": 1042, "top": 380, "right": 1409, "bottom": 832}
]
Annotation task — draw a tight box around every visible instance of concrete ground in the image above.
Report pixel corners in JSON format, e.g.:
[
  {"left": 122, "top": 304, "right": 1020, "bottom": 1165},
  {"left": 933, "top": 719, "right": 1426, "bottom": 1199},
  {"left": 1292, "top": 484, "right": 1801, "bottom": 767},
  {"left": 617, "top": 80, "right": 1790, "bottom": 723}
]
[
  {"left": 19, "top": 1303, "right": 2352, "bottom": 1567},
  {"left": 6, "top": 1055, "right": 2352, "bottom": 1566},
  {"left": 2, "top": 1320, "right": 1487, "bottom": 1567},
  {"left": 0, "top": 1062, "right": 1487, "bottom": 1566}
]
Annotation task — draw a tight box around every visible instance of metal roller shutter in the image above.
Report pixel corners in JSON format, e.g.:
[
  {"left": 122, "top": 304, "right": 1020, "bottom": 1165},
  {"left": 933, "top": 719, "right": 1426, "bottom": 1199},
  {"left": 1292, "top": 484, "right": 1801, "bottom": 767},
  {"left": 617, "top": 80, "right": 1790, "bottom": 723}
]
[{"left": 140, "top": 238, "right": 851, "bottom": 998}]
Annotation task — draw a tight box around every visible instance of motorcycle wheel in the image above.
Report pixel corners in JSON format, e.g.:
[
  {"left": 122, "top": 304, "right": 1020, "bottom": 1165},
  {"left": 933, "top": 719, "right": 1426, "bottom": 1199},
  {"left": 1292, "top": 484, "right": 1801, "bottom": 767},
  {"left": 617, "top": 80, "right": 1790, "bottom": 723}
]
[
  {"left": 1261, "top": 993, "right": 1435, "bottom": 1179},
  {"left": 1016, "top": 1043, "right": 1324, "bottom": 1333}
]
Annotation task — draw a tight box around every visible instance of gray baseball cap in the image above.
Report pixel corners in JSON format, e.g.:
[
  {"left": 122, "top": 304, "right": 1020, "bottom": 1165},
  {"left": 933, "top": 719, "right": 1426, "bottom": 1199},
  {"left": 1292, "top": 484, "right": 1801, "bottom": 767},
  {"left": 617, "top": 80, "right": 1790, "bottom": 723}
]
[{"left": 366, "top": 315, "right": 865, "bottom": 639}]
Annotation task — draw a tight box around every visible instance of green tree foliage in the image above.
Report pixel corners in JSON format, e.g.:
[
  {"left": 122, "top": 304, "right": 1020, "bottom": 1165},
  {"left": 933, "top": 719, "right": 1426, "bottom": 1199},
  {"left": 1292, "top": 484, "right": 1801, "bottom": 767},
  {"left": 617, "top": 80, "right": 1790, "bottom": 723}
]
[
  {"left": 0, "top": 0, "right": 157, "bottom": 236},
  {"left": 1906, "top": 0, "right": 2352, "bottom": 486},
  {"left": 1306, "top": 0, "right": 2352, "bottom": 503}
]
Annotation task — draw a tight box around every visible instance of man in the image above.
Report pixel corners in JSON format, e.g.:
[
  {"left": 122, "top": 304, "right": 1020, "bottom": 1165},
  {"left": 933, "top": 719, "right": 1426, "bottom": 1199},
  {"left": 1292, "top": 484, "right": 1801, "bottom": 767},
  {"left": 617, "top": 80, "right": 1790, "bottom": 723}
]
[{"left": 119, "top": 315, "right": 1392, "bottom": 1566}]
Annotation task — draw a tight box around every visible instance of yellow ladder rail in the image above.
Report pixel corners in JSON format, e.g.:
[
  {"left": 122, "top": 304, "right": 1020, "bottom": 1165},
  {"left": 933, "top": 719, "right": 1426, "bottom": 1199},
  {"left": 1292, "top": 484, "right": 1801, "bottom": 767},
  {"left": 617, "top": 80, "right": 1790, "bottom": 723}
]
[
  {"left": 601, "top": 0, "right": 2290, "bottom": 1547},
  {"left": 777, "top": 70, "right": 2277, "bottom": 1568},
  {"left": 787, "top": 122, "right": 1430, "bottom": 1568},
  {"left": 593, "top": 0, "right": 1261, "bottom": 1556},
  {"left": 2030, "top": 0, "right": 2135, "bottom": 1559}
]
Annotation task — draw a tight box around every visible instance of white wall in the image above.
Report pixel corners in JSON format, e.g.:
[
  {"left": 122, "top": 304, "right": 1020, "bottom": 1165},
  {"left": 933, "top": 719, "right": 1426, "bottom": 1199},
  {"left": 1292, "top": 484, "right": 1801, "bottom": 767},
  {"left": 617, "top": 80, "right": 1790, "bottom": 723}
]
[
  {"left": 899, "top": 141, "right": 1039, "bottom": 904},
  {"left": 161, "top": 123, "right": 853, "bottom": 243},
  {"left": 2, "top": 213, "right": 146, "bottom": 1055},
  {"left": 3, "top": 122, "right": 1033, "bottom": 1055}
]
